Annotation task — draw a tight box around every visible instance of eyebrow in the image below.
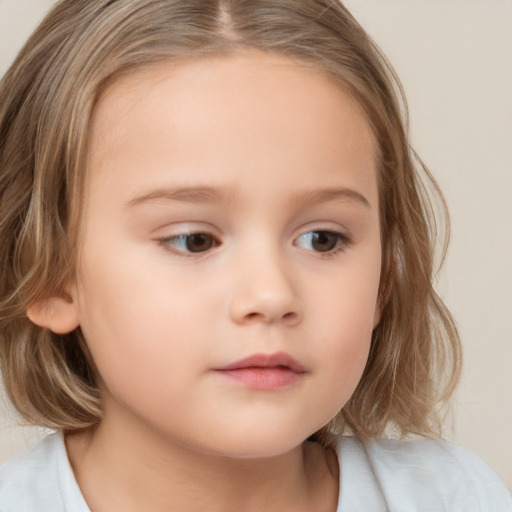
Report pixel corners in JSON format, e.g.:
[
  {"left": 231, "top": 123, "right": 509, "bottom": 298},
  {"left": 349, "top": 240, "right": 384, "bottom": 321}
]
[
  {"left": 126, "top": 186, "right": 228, "bottom": 208},
  {"left": 126, "top": 185, "right": 371, "bottom": 210},
  {"left": 291, "top": 187, "right": 371, "bottom": 210}
]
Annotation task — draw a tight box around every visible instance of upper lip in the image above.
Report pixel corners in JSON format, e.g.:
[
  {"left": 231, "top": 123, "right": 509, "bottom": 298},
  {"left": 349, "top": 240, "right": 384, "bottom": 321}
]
[{"left": 214, "top": 352, "right": 306, "bottom": 373}]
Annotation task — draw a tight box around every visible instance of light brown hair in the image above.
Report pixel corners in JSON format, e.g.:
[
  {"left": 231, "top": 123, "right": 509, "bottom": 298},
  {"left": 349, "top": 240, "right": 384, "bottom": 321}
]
[{"left": 0, "top": 0, "right": 461, "bottom": 444}]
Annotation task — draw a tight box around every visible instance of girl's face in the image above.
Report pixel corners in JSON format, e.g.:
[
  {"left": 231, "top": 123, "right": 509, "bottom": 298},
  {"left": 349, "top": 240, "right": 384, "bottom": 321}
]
[{"left": 72, "top": 51, "right": 381, "bottom": 458}]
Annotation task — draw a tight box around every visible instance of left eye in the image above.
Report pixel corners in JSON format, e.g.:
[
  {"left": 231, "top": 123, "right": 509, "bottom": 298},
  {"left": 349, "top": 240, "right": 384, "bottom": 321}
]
[
  {"left": 162, "top": 233, "right": 217, "bottom": 253},
  {"left": 295, "top": 231, "right": 347, "bottom": 253}
]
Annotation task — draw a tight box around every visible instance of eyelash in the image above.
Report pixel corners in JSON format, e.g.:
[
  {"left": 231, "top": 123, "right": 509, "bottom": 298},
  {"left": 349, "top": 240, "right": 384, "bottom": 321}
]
[{"left": 157, "top": 229, "right": 351, "bottom": 258}]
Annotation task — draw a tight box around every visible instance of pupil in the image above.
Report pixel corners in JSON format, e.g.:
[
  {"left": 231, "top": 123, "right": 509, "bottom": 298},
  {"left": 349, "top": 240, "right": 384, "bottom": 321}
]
[
  {"left": 186, "top": 234, "right": 213, "bottom": 253},
  {"left": 312, "top": 231, "right": 337, "bottom": 252}
]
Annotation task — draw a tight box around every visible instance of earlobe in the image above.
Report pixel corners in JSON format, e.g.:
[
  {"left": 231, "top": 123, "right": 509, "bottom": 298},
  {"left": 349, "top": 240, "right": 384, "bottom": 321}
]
[{"left": 26, "top": 293, "right": 80, "bottom": 334}]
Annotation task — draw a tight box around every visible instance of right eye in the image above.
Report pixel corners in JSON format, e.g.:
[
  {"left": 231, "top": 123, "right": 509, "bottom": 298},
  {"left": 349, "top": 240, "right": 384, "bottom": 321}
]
[{"left": 160, "top": 233, "right": 219, "bottom": 254}]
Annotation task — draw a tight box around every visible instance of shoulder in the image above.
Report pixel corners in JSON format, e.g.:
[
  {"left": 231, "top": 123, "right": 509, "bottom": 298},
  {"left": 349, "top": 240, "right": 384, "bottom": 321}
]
[
  {"left": 336, "top": 436, "right": 512, "bottom": 512},
  {"left": 0, "top": 434, "right": 66, "bottom": 511}
]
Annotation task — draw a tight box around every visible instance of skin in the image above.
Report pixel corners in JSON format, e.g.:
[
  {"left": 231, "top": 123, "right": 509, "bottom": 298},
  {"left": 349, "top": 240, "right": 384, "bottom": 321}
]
[{"left": 32, "top": 50, "right": 382, "bottom": 511}]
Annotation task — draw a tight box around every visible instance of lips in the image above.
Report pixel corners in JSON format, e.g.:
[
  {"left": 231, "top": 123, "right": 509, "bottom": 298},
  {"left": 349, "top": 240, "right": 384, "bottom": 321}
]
[{"left": 213, "top": 352, "right": 306, "bottom": 390}]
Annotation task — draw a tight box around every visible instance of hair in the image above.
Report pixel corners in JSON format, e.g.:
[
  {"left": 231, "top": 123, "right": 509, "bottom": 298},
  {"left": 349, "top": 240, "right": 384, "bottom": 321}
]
[{"left": 0, "top": 0, "right": 461, "bottom": 445}]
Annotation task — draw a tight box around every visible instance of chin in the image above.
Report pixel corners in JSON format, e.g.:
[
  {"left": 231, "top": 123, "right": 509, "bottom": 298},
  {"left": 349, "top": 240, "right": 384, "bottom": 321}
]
[{"left": 197, "top": 428, "right": 313, "bottom": 460}]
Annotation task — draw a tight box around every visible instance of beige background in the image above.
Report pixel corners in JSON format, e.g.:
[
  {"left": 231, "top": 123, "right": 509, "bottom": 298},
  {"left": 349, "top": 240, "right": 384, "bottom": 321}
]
[{"left": 1, "top": 0, "right": 511, "bottom": 488}]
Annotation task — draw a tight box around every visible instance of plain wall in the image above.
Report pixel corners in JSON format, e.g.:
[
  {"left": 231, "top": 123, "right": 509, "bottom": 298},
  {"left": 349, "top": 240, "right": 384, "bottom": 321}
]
[{"left": 1, "top": 0, "right": 511, "bottom": 488}]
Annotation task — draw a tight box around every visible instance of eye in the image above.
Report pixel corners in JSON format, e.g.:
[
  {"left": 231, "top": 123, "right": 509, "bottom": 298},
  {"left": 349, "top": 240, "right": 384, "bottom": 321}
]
[
  {"left": 161, "top": 233, "right": 218, "bottom": 254},
  {"left": 295, "top": 230, "right": 348, "bottom": 253}
]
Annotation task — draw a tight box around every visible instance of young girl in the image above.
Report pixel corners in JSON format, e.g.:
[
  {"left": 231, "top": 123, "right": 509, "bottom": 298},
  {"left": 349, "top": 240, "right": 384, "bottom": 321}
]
[{"left": 0, "top": 0, "right": 510, "bottom": 510}]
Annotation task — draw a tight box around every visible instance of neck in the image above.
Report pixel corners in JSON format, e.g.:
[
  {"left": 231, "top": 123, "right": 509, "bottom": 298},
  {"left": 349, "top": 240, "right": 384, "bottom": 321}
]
[{"left": 66, "top": 413, "right": 338, "bottom": 512}]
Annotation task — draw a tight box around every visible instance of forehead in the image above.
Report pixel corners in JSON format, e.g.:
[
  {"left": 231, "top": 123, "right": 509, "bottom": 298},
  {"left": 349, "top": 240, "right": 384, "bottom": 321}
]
[{"left": 86, "top": 50, "right": 377, "bottom": 202}]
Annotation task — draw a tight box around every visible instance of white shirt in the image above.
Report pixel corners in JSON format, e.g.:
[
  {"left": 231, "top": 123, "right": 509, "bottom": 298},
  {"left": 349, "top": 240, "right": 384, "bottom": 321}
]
[{"left": 0, "top": 434, "right": 510, "bottom": 511}]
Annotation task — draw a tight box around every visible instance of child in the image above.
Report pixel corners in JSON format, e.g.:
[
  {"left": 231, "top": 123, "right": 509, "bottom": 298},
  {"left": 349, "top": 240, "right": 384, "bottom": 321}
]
[{"left": 0, "top": 0, "right": 510, "bottom": 510}]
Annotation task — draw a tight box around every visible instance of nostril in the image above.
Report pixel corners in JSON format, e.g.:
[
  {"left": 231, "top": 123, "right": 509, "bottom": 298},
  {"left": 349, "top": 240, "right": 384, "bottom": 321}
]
[
  {"left": 245, "top": 312, "right": 262, "bottom": 321},
  {"left": 242, "top": 311, "right": 298, "bottom": 324},
  {"left": 282, "top": 312, "right": 300, "bottom": 325},
  {"left": 230, "top": 290, "right": 302, "bottom": 325}
]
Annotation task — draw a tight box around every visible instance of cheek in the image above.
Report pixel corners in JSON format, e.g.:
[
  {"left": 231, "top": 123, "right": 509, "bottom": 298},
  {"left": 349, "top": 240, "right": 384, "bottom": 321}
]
[
  {"left": 307, "top": 256, "right": 380, "bottom": 411},
  {"left": 318, "top": 313, "right": 372, "bottom": 399},
  {"left": 74, "top": 250, "right": 214, "bottom": 401}
]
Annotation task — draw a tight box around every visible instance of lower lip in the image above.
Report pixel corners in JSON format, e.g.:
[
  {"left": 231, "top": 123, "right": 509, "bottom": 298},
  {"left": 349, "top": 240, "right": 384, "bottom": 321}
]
[{"left": 214, "top": 367, "right": 304, "bottom": 390}]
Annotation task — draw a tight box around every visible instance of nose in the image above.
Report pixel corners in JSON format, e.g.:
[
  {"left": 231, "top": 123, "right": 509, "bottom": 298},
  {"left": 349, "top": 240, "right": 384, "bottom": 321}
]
[{"left": 228, "top": 250, "right": 302, "bottom": 327}]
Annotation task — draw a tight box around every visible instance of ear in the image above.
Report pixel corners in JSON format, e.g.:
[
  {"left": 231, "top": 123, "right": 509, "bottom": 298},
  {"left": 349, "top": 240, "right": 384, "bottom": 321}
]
[
  {"left": 372, "top": 298, "right": 382, "bottom": 329},
  {"left": 373, "top": 253, "right": 397, "bottom": 330},
  {"left": 27, "top": 292, "right": 80, "bottom": 334}
]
